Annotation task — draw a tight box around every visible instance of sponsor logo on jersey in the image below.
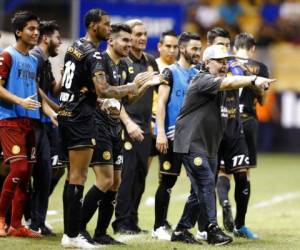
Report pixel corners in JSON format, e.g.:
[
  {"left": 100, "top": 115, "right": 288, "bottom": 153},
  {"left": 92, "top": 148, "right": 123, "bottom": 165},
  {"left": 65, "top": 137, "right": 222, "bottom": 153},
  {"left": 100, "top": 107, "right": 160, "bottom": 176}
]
[{"left": 193, "top": 157, "right": 202, "bottom": 167}]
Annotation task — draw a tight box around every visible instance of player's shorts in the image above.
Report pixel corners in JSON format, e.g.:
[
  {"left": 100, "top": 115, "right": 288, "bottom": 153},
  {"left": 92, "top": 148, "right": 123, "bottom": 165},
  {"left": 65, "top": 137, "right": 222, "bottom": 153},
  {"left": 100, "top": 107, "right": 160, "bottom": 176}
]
[
  {"left": 218, "top": 134, "right": 249, "bottom": 174},
  {"left": 0, "top": 118, "right": 36, "bottom": 163},
  {"left": 91, "top": 120, "right": 123, "bottom": 170},
  {"left": 159, "top": 140, "right": 183, "bottom": 176},
  {"left": 242, "top": 117, "right": 258, "bottom": 167},
  {"left": 48, "top": 125, "right": 64, "bottom": 169},
  {"left": 58, "top": 118, "right": 96, "bottom": 163}
]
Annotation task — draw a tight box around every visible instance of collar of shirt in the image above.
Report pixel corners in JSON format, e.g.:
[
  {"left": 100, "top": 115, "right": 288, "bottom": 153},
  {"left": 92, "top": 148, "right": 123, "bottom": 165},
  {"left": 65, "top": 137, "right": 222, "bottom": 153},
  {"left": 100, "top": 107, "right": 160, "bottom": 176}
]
[
  {"left": 129, "top": 51, "right": 147, "bottom": 64},
  {"left": 32, "top": 46, "right": 48, "bottom": 62}
]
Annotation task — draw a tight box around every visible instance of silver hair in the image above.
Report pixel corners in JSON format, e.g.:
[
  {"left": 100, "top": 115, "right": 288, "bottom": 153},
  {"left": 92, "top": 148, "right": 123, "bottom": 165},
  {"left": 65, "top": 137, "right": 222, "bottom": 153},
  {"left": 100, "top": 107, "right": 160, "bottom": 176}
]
[{"left": 125, "top": 19, "right": 144, "bottom": 29}]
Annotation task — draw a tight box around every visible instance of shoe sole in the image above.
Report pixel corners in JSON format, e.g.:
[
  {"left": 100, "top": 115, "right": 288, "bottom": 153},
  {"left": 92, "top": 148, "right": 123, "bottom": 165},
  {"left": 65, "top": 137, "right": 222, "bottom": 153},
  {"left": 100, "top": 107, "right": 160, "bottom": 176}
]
[{"left": 213, "top": 239, "right": 233, "bottom": 246}]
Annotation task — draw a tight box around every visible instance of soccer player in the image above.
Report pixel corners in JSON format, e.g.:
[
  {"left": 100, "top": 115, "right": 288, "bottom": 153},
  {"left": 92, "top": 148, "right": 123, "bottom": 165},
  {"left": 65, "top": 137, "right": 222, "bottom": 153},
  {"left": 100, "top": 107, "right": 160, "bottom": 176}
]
[
  {"left": 112, "top": 19, "right": 159, "bottom": 234},
  {"left": 229, "top": 32, "right": 268, "bottom": 239},
  {"left": 79, "top": 23, "right": 158, "bottom": 245},
  {"left": 0, "top": 11, "right": 43, "bottom": 238},
  {"left": 29, "top": 20, "right": 61, "bottom": 236},
  {"left": 59, "top": 10, "right": 154, "bottom": 248},
  {"left": 152, "top": 32, "right": 200, "bottom": 241},
  {"left": 170, "top": 44, "right": 274, "bottom": 245},
  {"left": 149, "top": 31, "right": 179, "bottom": 168}
]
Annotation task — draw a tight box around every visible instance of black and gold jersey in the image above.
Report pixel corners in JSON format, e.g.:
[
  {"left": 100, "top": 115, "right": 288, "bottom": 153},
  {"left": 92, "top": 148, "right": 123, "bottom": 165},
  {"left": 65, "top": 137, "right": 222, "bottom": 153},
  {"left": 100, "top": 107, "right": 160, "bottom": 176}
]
[
  {"left": 239, "top": 59, "right": 269, "bottom": 119},
  {"left": 58, "top": 38, "right": 103, "bottom": 123},
  {"left": 95, "top": 51, "right": 129, "bottom": 126}
]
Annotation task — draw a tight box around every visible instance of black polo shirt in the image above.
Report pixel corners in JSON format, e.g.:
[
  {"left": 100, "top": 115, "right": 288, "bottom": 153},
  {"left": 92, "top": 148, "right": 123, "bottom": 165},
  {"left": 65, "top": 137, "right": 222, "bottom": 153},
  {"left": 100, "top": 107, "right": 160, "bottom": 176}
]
[
  {"left": 122, "top": 52, "right": 159, "bottom": 134},
  {"left": 173, "top": 71, "right": 227, "bottom": 157},
  {"left": 30, "top": 46, "right": 55, "bottom": 95}
]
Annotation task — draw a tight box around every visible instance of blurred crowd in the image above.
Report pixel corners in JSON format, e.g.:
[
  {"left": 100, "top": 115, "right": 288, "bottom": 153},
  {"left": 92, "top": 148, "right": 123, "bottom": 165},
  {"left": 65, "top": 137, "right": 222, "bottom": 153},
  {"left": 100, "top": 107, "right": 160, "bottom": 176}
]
[
  {"left": 109, "top": 0, "right": 300, "bottom": 47},
  {"left": 183, "top": 0, "right": 300, "bottom": 47}
]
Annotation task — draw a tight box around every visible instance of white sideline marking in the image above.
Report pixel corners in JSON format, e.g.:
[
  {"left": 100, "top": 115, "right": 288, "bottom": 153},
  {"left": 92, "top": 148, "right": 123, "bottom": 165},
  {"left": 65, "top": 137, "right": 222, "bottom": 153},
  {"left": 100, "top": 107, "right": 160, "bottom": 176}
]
[
  {"left": 47, "top": 210, "right": 58, "bottom": 215},
  {"left": 252, "top": 192, "right": 300, "bottom": 209},
  {"left": 48, "top": 191, "right": 300, "bottom": 225}
]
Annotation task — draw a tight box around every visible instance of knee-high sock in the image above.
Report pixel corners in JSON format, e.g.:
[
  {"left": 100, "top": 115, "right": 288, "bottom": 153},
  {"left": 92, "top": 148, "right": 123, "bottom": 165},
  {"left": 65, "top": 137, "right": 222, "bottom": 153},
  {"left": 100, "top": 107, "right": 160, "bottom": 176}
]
[
  {"left": 0, "top": 159, "right": 29, "bottom": 228},
  {"left": 154, "top": 174, "right": 177, "bottom": 230},
  {"left": 80, "top": 185, "right": 105, "bottom": 231},
  {"left": 234, "top": 172, "right": 250, "bottom": 229},
  {"left": 94, "top": 190, "right": 116, "bottom": 236},
  {"left": 66, "top": 184, "right": 84, "bottom": 238},
  {"left": 63, "top": 180, "right": 69, "bottom": 234}
]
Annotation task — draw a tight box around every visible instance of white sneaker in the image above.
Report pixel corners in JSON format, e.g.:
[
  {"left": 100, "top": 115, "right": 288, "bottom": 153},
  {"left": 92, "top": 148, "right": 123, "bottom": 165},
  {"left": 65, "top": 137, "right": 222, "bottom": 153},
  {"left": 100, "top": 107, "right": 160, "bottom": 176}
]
[
  {"left": 152, "top": 226, "right": 171, "bottom": 241},
  {"left": 62, "top": 233, "right": 97, "bottom": 248},
  {"left": 61, "top": 234, "right": 70, "bottom": 247},
  {"left": 195, "top": 230, "right": 207, "bottom": 241}
]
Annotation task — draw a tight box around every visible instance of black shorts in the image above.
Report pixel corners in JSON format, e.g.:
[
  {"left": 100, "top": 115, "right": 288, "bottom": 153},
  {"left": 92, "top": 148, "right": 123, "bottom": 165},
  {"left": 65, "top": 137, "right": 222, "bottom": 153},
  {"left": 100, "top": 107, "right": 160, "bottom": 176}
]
[
  {"left": 58, "top": 118, "right": 96, "bottom": 163},
  {"left": 49, "top": 126, "right": 65, "bottom": 169},
  {"left": 159, "top": 140, "right": 182, "bottom": 176},
  {"left": 242, "top": 118, "right": 258, "bottom": 167},
  {"left": 91, "top": 121, "right": 123, "bottom": 170},
  {"left": 218, "top": 134, "right": 249, "bottom": 174}
]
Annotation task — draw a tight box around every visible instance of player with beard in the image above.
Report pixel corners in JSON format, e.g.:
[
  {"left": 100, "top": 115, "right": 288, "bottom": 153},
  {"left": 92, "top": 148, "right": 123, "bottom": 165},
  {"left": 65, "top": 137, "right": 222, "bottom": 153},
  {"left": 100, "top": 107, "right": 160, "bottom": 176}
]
[
  {"left": 0, "top": 11, "right": 56, "bottom": 238},
  {"left": 59, "top": 10, "right": 155, "bottom": 248},
  {"left": 152, "top": 32, "right": 200, "bottom": 241},
  {"left": 28, "top": 20, "right": 61, "bottom": 236},
  {"left": 170, "top": 45, "right": 274, "bottom": 245},
  {"left": 79, "top": 23, "right": 158, "bottom": 245}
]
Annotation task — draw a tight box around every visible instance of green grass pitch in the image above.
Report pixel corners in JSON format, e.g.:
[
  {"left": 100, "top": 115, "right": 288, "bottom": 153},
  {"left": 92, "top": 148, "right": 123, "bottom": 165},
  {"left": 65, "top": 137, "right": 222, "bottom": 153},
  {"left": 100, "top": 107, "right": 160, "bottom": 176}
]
[{"left": 1, "top": 153, "right": 300, "bottom": 249}]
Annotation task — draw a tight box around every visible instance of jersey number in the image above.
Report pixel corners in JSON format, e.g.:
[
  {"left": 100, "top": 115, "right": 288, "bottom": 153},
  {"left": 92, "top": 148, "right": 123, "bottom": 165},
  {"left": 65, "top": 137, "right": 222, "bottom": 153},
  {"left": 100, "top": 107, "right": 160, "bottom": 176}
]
[
  {"left": 232, "top": 154, "right": 249, "bottom": 167},
  {"left": 62, "top": 61, "right": 75, "bottom": 89}
]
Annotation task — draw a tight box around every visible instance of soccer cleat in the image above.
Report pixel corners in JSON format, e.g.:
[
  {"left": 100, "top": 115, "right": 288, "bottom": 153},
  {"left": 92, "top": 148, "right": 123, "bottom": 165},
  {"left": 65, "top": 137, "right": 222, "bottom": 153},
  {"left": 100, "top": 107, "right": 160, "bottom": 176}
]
[
  {"left": 207, "top": 224, "right": 233, "bottom": 246},
  {"left": 222, "top": 200, "right": 235, "bottom": 232},
  {"left": 0, "top": 217, "right": 7, "bottom": 237},
  {"left": 195, "top": 230, "right": 207, "bottom": 241},
  {"left": 7, "top": 226, "right": 42, "bottom": 238},
  {"left": 62, "top": 233, "right": 97, "bottom": 248},
  {"left": 171, "top": 229, "right": 201, "bottom": 244},
  {"left": 93, "top": 234, "right": 125, "bottom": 245},
  {"left": 61, "top": 234, "right": 70, "bottom": 247},
  {"left": 233, "top": 226, "right": 259, "bottom": 240},
  {"left": 152, "top": 226, "right": 171, "bottom": 241}
]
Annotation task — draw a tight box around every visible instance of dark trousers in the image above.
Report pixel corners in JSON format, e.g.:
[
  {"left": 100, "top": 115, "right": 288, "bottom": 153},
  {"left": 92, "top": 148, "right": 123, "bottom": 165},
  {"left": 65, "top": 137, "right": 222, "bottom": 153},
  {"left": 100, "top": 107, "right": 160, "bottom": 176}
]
[
  {"left": 114, "top": 133, "right": 152, "bottom": 228},
  {"left": 31, "top": 123, "right": 54, "bottom": 227},
  {"left": 177, "top": 152, "right": 218, "bottom": 230}
]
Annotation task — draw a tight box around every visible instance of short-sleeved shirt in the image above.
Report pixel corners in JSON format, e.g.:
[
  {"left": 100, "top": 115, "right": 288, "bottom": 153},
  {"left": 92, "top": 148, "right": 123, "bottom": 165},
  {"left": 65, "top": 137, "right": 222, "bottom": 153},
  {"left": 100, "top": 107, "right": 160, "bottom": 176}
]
[
  {"left": 238, "top": 59, "right": 269, "bottom": 119},
  {"left": 95, "top": 51, "right": 128, "bottom": 127},
  {"left": 58, "top": 38, "right": 103, "bottom": 124},
  {"left": 122, "top": 52, "right": 159, "bottom": 134},
  {"left": 173, "top": 71, "right": 227, "bottom": 157}
]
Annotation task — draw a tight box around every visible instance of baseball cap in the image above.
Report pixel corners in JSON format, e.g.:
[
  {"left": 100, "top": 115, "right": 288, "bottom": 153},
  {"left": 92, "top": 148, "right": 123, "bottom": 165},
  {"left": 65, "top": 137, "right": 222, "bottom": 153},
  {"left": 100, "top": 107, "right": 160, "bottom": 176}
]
[{"left": 202, "top": 45, "right": 233, "bottom": 61}]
